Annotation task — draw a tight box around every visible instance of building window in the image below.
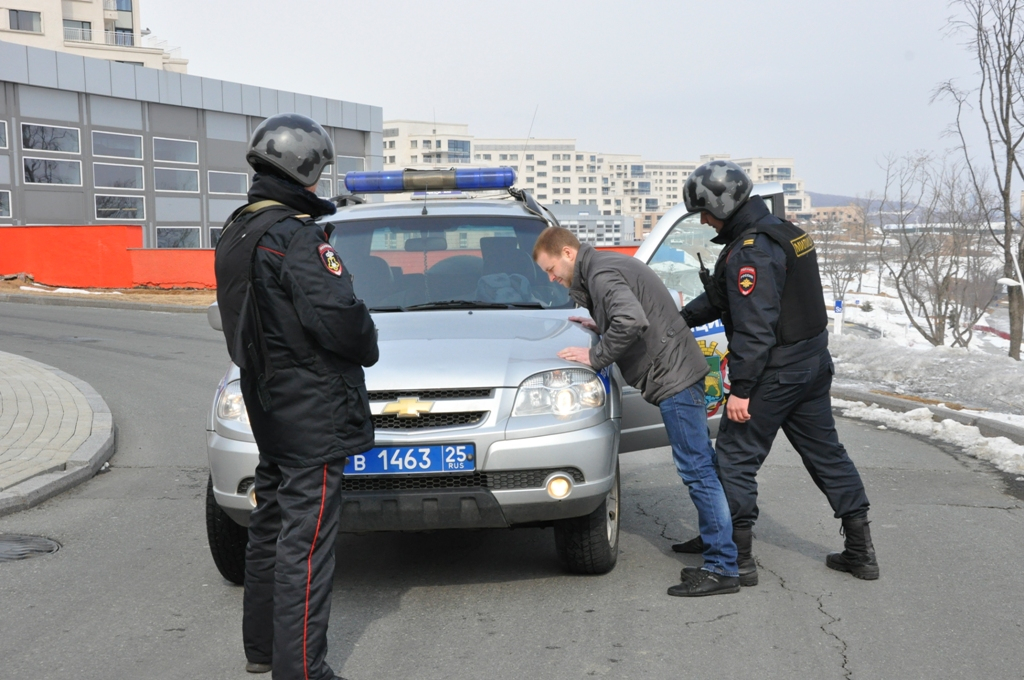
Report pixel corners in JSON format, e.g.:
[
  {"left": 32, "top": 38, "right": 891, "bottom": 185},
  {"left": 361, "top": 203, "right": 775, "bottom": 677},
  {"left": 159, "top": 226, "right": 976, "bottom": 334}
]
[
  {"left": 499, "top": 154, "right": 508, "bottom": 161},
  {"left": 0, "top": 190, "right": 10, "bottom": 218},
  {"left": 509, "top": 154, "right": 518, "bottom": 161},
  {"left": 537, "top": 194, "right": 546, "bottom": 200},
  {"left": 482, "top": 154, "right": 491, "bottom": 161},
  {"left": 316, "top": 178, "right": 332, "bottom": 198},
  {"left": 92, "top": 131, "right": 143, "bottom": 160},
  {"left": 537, "top": 160, "right": 546, "bottom": 166},
  {"left": 22, "top": 124, "right": 80, "bottom": 154},
  {"left": 153, "top": 137, "right": 198, "bottom": 164},
  {"left": 410, "top": 140, "right": 418, "bottom": 149},
  {"left": 209, "top": 227, "right": 223, "bottom": 249},
  {"left": 525, "top": 165, "right": 534, "bottom": 172},
  {"left": 8, "top": 9, "right": 41, "bottom": 33},
  {"left": 95, "top": 194, "right": 144, "bottom": 220},
  {"left": 410, "top": 155, "right": 418, "bottom": 163},
  {"left": 526, "top": 177, "right": 534, "bottom": 183},
  {"left": 645, "top": 198, "right": 659, "bottom": 211},
  {"left": 154, "top": 167, "right": 199, "bottom": 192},
  {"left": 111, "top": 27, "right": 134, "bottom": 46},
  {"left": 23, "top": 158, "right": 82, "bottom": 185},
  {"left": 631, "top": 165, "right": 644, "bottom": 177},
  {"left": 115, "top": 0, "right": 132, "bottom": 11},
  {"left": 63, "top": 19, "right": 91, "bottom": 41},
  {"left": 578, "top": 188, "right": 587, "bottom": 194},
  {"left": 388, "top": 140, "right": 395, "bottom": 149},
  {"left": 526, "top": 154, "right": 534, "bottom": 161},
  {"left": 156, "top": 227, "right": 201, "bottom": 248},
  {"left": 94, "top": 163, "right": 144, "bottom": 190},
  {"left": 0, "top": 121, "right": 6, "bottom": 149},
  {"left": 209, "top": 171, "right": 248, "bottom": 195},
  {"left": 423, "top": 140, "right": 432, "bottom": 149},
  {"left": 335, "top": 155, "right": 364, "bottom": 173},
  {"left": 777, "top": 167, "right": 792, "bottom": 179}
]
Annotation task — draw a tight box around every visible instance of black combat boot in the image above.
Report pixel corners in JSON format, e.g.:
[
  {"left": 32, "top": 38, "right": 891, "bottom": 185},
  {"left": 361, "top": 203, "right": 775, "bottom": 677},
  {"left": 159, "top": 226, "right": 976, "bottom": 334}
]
[
  {"left": 733, "top": 526, "right": 758, "bottom": 587},
  {"left": 825, "top": 517, "right": 879, "bottom": 580}
]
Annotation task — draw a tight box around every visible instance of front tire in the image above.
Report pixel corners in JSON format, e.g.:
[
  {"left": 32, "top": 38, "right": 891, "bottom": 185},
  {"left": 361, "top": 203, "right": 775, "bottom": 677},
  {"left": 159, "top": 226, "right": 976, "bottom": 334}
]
[
  {"left": 205, "top": 475, "right": 247, "bottom": 585},
  {"left": 553, "top": 462, "right": 620, "bottom": 574}
]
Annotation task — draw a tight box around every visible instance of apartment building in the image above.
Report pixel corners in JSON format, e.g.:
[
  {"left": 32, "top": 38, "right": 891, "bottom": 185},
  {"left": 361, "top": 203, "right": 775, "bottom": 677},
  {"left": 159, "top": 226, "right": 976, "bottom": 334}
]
[
  {"left": 1, "top": 0, "right": 186, "bottom": 71},
  {"left": 382, "top": 121, "right": 812, "bottom": 241}
]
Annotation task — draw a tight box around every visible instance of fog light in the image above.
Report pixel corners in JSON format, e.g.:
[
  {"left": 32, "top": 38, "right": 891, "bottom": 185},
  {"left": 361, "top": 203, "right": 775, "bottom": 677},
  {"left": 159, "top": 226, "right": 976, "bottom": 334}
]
[
  {"left": 247, "top": 486, "right": 257, "bottom": 508},
  {"left": 546, "top": 474, "right": 573, "bottom": 499}
]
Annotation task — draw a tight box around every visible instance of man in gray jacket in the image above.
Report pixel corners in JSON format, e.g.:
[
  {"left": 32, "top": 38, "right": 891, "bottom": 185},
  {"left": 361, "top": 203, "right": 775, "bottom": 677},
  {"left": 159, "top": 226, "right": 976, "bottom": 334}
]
[{"left": 533, "top": 226, "right": 739, "bottom": 597}]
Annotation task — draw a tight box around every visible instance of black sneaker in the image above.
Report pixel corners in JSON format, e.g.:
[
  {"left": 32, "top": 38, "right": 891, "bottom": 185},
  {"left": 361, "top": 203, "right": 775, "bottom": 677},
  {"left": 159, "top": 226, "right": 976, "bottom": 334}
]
[
  {"left": 681, "top": 565, "right": 758, "bottom": 587},
  {"left": 245, "top": 661, "right": 271, "bottom": 673},
  {"left": 670, "top": 536, "right": 705, "bottom": 553},
  {"left": 667, "top": 569, "right": 740, "bottom": 597}
]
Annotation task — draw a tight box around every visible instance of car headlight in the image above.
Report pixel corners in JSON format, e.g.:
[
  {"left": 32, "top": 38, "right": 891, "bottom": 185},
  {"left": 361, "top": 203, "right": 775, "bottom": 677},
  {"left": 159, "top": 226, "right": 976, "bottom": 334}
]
[
  {"left": 216, "top": 380, "right": 249, "bottom": 425},
  {"left": 512, "top": 368, "right": 606, "bottom": 418}
]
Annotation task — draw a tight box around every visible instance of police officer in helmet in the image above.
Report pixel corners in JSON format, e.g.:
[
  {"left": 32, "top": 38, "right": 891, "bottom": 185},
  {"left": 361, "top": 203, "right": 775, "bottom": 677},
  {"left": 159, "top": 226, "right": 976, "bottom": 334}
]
[
  {"left": 673, "top": 160, "right": 878, "bottom": 586},
  {"left": 215, "top": 113, "right": 378, "bottom": 678}
]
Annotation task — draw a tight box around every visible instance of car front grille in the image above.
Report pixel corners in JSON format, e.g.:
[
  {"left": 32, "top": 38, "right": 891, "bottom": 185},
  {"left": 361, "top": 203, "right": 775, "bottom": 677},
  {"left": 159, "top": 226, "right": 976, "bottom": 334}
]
[
  {"left": 341, "top": 467, "right": 586, "bottom": 492},
  {"left": 369, "top": 388, "right": 493, "bottom": 401},
  {"left": 372, "top": 411, "right": 487, "bottom": 430}
]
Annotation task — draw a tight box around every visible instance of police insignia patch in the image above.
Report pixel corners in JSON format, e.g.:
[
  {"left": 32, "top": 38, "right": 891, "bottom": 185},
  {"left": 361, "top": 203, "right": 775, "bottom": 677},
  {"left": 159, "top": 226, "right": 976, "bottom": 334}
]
[
  {"left": 317, "top": 243, "right": 342, "bottom": 276},
  {"left": 738, "top": 266, "right": 756, "bottom": 296}
]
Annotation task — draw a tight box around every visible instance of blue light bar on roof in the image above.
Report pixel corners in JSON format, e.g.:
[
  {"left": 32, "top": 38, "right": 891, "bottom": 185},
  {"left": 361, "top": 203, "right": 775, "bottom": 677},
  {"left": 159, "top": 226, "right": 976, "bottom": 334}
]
[{"left": 344, "top": 167, "right": 516, "bottom": 193}]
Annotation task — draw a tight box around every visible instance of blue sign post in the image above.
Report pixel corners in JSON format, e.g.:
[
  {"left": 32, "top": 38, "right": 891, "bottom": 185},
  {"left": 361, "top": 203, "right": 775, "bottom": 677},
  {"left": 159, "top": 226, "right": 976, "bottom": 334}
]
[{"left": 834, "top": 300, "right": 844, "bottom": 335}]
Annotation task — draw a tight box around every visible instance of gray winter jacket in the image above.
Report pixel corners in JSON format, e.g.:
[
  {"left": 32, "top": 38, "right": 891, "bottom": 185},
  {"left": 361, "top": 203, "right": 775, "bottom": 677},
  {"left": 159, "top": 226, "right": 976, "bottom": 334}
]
[{"left": 568, "top": 244, "right": 709, "bottom": 405}]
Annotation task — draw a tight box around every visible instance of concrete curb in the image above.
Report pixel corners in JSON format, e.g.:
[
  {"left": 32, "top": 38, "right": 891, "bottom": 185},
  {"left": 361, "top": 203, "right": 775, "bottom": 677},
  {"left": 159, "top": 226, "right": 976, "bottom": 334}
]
[
  {"left": 0, "top": 357, "right": 117, "bottom": 517},
  {"left": 831, "top": 385, "right": 1024, "bottom": 447},
  {"left": 0, "top": 292, "right": 208, "bottom": 313}
]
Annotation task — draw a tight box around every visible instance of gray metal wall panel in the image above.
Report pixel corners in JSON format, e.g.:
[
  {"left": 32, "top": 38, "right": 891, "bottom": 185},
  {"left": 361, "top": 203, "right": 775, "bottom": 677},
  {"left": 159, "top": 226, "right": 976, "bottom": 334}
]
[
  {"left": 334, "top": 129, "right": 363, "bottom": 156},
  {"left": 259, "top": 88, "right": 278, "bottom": 117},
  {"left": 205, "top": 112, "right": 246, "bottom": 142},
  {"left": 205, "top": 139, "right": 248, "bottom": 169},
  {"left": 201, "top": 78, "right": 223, "bottom": 111},
  {"left": 208, "top": 198, "right": 240, "bottom": 222},
  {"left": 26, "top": 47, "right": 58, "bottom": 88},
  {"left": 83, "top": 58, "right": 111, "bottom": 95},
  {"left": 135, "top": 68, "right": 159, "bottom": 102},
  {"left": 366, "top": 131, "right": 382, "bottom": 157},
  {"left": 356, "top": 104, "right": 371, "bottom": 131},
  {"left": 278, "top": 91, "right": 294, "bottom": 113},
  {"left": 55, "top": 53, "right": 86, "bottom": 92},
  {"left": 0, "top": 155, "right": 10, "bottom": 185},
  {"left": 311, "top": 97, "right": 327, "bottom": 125},
  {"left": 155, "top": 196, "right": 201, "bottom": 222},
  {"left": 241, "top": 85, "right": 260, "bottom": 115},
  {"left": 342, "top": 101, "right": 357, "bottom": 129},
  {"left": 327, "top": 100, "right": 342, "bottom": 128},
  {"left": 0, "top": 42, "right": 29, "bottom": 84},
  {"left": 23, "top": 190, "right": 86, "bottom": 223},
  {"left": 0, "top": 85, "right": 6, "bottom": 113},
  {"left": 90, "top": 95, "right": 142, "bottom": 129},
  {"left": 180, "top": 75, "right": 203, "bottom": 109},
  {"left": 368, "top": 155, "right": 383, "bottom": 172},
  {"left": 148, "top": 103, "right": 199, "bottom": 136},
  {"left": 19, "top": 85, "right": 80, "bottom": 122},
  {"left": 370, "top": 106, "right": 383, "bottom": 132},
  {"left": 158, "top": 71, "right": 182, "bottom": 106},
  {"left": 109, "top": 62, "right": 137, "bottom": 99},
  {"left": 222, "top": 82, "right": 242, "bottom": 114},
  {"left": 294, "top": 93, "right": 311, "bottom": 117}
]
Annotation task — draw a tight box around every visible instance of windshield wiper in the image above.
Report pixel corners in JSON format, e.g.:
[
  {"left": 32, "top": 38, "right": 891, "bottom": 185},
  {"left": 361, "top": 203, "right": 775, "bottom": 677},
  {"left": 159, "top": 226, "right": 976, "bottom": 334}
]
[
  {"left": 404, "top": 300, "right": 514, "bottom": 311},
  {"left": 368, "top": 305, "right": 406, "bottom": 312}
]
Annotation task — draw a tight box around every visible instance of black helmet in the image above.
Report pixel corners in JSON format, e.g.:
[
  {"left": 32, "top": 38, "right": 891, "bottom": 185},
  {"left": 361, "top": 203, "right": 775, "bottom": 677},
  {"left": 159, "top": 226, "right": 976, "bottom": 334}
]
[
  {"left": 246, "top": 113, "right": 335, "bottom": 187},
  {"left": 683, "top": 160, "right": 753, "bottom": 221}
]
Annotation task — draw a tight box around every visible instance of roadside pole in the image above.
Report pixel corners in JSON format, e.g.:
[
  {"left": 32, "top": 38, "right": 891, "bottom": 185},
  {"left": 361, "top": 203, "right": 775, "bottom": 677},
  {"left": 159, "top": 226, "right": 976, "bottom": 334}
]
[{"left": 834, "top": 299, "right": 844, "bottom": 335}]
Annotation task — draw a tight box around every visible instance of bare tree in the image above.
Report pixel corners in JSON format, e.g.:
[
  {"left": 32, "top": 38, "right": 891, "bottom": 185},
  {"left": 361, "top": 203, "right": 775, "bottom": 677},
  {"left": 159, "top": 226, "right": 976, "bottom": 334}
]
[
  {"left": 851, "top": 193, "right": 879, "bottom": 293},
  {"left": 937, "top": 0, "right": 1024, "bottom": 359},
  {"left": 812, "top": 213, "right": 860, "bottom": 304}
]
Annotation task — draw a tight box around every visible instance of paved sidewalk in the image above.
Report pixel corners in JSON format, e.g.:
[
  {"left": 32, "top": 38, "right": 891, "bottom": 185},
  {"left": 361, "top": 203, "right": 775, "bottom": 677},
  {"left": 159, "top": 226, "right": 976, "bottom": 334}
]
[{"left": 0, "top": 350, "right": 115, "bottom": 516}]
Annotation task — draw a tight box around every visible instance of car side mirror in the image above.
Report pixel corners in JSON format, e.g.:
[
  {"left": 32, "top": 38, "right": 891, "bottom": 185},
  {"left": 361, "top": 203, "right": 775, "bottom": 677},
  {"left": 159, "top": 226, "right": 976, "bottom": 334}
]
[{"left": 207, "top": 302, "right": 222, "bottom": 331}]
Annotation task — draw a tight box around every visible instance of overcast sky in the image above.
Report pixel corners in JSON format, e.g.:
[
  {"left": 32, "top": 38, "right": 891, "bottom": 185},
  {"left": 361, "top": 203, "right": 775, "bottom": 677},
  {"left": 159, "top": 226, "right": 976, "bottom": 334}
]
[{"left": 141, "top": 0, "right": 984, "bottom": 196}]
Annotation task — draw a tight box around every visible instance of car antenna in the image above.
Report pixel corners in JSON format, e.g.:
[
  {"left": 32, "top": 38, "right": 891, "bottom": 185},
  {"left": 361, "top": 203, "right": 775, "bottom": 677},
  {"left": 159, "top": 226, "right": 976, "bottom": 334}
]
[{"left": 516, "top": 104, "right": 539, "bottom": 182}]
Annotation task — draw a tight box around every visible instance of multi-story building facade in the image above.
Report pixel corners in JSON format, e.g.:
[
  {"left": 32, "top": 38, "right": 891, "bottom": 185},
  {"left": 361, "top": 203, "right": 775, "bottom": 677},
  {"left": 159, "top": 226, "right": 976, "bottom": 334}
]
[
  {"left": 1, "top": 0, "right": 186, "bottom": 71},
  {"left": 382, "top": 121, "right": 812, "bottom": 242},
  {"left": 0, "top": 39, "right": 383, "bottom": 247}
]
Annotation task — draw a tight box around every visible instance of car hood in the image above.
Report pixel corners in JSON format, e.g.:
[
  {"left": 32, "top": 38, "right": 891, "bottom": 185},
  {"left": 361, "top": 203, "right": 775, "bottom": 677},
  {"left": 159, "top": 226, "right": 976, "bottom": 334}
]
[{"left": 367, "top": 309, "right": 595, "bottom": 390}]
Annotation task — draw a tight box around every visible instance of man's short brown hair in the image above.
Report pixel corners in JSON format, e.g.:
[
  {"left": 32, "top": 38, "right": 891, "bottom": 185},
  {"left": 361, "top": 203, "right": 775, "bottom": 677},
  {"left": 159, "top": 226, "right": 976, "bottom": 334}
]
[{"left": 532, "top": 226, "right": 580, "bottom": 261}]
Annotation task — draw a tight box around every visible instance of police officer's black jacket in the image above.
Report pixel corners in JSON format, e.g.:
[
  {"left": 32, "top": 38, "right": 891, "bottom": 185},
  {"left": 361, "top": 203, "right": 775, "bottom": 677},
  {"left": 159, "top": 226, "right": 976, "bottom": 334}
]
[
  {"left": 215, "top": 173, "right": 379, "bottom": 467},
  {"left": 682, "top": 196, "right": 827, "bottom": 399}
]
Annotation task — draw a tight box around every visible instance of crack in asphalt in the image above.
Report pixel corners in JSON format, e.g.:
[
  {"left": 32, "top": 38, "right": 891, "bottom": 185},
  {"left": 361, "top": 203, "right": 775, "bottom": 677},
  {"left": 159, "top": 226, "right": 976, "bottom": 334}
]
[
  {"left": 683, "top": 611, "right": 739, "bottom": 628},
  {"left": 633, "top": 499, "right": 682, "bottom": 543},
  {"left": 758, "top": 562, "right": 852, "bottom": 677}
]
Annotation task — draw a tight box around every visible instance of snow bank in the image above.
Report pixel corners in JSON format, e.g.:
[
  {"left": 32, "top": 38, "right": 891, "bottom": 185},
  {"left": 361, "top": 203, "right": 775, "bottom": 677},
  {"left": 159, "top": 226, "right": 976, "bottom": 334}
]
[{"left": 832, "top": 399, "right": 1024, "bottom": 475}]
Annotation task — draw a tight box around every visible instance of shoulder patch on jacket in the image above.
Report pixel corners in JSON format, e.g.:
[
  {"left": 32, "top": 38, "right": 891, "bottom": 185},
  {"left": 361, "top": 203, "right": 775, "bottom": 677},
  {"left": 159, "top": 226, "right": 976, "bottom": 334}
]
[
  {"left": 318, "top": 243, "right": 343, "bottom": 276},
  {"left": 791, "top": 233, "right": 815, "bottom": 257},
  {"left": 742, "top": 238, "right": 756, "bottom": 247},
  {"left": 738, "top": 266, "right": 756, "bottom": 296}
]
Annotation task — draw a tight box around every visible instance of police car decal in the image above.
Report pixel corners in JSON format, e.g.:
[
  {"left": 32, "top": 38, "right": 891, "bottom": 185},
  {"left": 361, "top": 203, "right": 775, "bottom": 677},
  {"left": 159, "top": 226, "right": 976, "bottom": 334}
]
[
  {"left": 738, "top": 266, "right": 756, "bottom": 296},
  {"left": 318, "top": 243, "right": 343, "bottom": 276}
]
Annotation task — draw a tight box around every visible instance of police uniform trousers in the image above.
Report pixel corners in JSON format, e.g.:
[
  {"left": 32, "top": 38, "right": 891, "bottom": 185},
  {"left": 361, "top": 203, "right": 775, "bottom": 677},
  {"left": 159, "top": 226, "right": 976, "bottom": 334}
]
[
  {"left": 715, "top": 349, "right": 870, "bottom": 528},
  {"left": 243, "top": 456, "right": 344, "bottom": 680}
]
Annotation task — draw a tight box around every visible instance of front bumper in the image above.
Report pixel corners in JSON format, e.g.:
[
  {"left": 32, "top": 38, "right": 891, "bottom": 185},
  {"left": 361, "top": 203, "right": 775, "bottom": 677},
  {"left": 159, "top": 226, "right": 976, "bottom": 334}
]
[{"left": 207, "top": 418, "right": 619, "bottom": 530}]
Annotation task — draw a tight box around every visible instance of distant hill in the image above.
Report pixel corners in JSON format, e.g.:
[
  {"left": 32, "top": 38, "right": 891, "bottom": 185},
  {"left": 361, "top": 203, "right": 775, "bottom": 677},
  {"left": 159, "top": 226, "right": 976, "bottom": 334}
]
[{"left": 807, "top": 191, "right": 860, "bottom": 208}]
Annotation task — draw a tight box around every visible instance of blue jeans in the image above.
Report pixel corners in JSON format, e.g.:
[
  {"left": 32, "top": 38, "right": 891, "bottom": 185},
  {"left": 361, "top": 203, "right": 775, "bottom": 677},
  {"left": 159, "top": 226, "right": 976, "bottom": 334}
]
[{"left": 660, "top": 383, "right": 738, "bottom": 577}]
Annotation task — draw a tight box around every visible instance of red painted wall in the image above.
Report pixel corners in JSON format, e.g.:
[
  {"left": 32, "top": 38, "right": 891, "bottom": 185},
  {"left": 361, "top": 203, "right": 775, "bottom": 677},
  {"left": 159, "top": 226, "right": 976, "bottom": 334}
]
[{"left": 129, "top": 249, "right": 215, "bottom": 289}]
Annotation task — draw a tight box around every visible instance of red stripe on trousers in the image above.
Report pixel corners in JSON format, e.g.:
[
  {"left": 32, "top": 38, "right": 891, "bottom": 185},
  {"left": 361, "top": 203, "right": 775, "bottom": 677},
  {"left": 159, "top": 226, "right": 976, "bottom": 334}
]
[{"left": 303, "top": 465, "right": 328, "bottom": 680}]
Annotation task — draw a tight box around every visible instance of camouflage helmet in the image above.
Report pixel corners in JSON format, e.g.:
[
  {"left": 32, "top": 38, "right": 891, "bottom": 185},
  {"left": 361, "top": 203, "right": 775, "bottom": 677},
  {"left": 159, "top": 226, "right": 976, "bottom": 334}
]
[
  {"left": 683, "top": 160, "right": 753, "bottom": 221},
  {"left": 246, "top": 113, "right": 335, "bottom": 187}
]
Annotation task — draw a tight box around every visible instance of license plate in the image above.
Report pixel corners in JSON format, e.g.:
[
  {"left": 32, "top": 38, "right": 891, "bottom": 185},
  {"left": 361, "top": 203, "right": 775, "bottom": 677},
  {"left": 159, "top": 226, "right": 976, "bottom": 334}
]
[{"left": 344, "top": 444, "right": 476, "bottom": 475}]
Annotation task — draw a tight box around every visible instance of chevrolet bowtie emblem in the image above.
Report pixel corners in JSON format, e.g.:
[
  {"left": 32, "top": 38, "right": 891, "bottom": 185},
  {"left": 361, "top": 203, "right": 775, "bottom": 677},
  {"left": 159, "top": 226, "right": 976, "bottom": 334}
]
[{"left": 382, "top": 398, "right": 435, "bottom": 418}]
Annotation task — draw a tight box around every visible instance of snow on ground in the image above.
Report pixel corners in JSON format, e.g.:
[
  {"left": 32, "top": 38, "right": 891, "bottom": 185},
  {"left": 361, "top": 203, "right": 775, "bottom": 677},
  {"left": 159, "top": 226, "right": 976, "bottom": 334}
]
[
  {"left": 19, "top": 285, "right": 123, "bottom": 295},
  {"left": 832, "top": 399, "right": 1024, "bottom": 475}
]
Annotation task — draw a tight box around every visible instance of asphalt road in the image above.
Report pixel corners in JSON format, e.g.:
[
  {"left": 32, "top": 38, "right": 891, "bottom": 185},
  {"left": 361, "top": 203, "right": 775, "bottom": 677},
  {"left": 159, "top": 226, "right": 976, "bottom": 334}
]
[{"left": 1, "top": 302, "right": 1023, "bottom": 680}]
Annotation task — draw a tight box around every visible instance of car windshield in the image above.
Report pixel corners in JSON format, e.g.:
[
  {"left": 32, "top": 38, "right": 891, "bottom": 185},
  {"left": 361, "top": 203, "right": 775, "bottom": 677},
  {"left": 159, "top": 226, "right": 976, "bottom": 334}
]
[
  {"left": 647, "top": 211, "right": 724, "bottom": 303},
  {"left": 327, "top": 214, "right": 575, "bottom": 311}
]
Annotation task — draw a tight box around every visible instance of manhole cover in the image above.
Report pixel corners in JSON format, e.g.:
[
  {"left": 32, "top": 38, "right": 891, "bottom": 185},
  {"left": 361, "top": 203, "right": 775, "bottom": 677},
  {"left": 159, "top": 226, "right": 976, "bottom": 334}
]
[{"left": 0, "top": 534, "right": 61, "bottom": 562}]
